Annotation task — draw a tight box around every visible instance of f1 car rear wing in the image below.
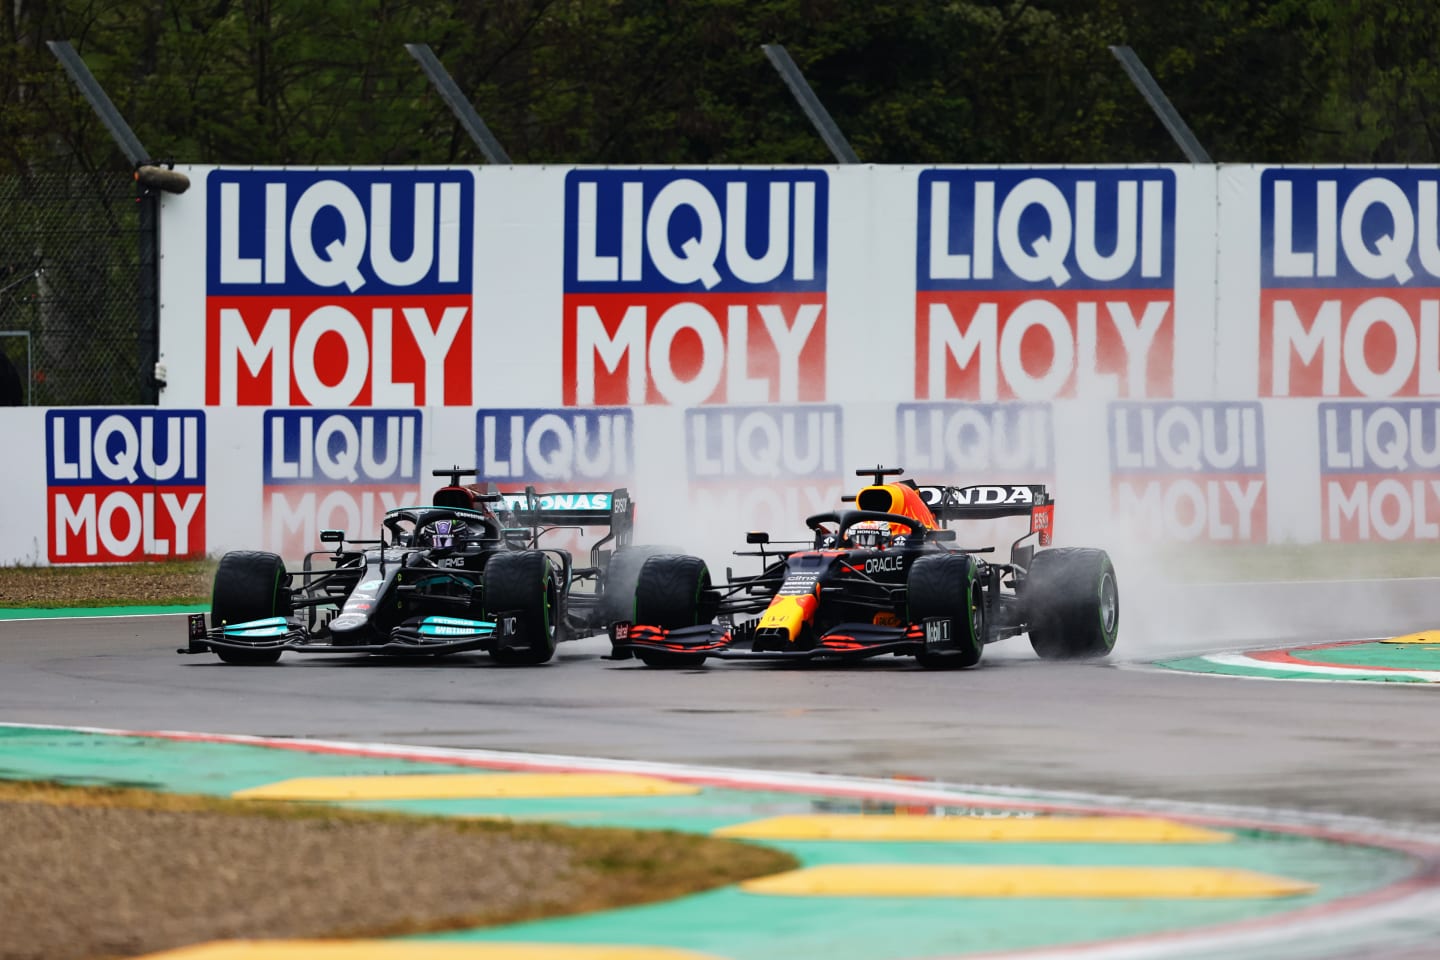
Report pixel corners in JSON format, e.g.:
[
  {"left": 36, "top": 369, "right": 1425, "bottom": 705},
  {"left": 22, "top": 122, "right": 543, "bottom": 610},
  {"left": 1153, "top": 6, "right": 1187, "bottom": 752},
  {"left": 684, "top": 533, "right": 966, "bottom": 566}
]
[
  {"left": 430, "top": 468, "right": 634, "bottom": 544},
  {"left": 496, "top": 488, "right": 635, "bottom": 535},
  {"left": 916, "top": 484, "right": 1054, "bottom": 546}
]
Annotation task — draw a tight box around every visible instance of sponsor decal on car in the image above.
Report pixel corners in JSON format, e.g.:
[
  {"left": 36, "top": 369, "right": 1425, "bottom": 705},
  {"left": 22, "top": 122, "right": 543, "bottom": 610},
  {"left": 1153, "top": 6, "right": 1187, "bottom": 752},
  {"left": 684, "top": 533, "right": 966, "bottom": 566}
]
[
  {"left": 1319, "top": 401, "right": 1440, "bottom": 540},
  {"left": 1260, "top": 170, "right": 1440, "bottom": 397},
  {"left": 46, "top": 410, "right": 206, "bottom": 563},
  {"left": 916, "top": 169, "right": 1176, "bottom": 400},
  {"left": 777, "top": 571, "right": 820, "bottom": 596},
  {"left": 262, "top": 409, "right": 422, "bottom": 556},
  {"left": 498, "top": 492, "right": 615, "bottom": 512},
  {"left": 1108, "top": 401, "right": 1266, "bottom": 542},
  {"left": 205, "top": 169, "right": 475, "bottom": 405},
  {"left": 562, "top": 170, "right": 829, "bottom": 405},
  {"left": 864, "top": 555, "right": 904, "bottom": 574},
  {"left": 924, "top": 617, "right": 950, "bottom": 646}
]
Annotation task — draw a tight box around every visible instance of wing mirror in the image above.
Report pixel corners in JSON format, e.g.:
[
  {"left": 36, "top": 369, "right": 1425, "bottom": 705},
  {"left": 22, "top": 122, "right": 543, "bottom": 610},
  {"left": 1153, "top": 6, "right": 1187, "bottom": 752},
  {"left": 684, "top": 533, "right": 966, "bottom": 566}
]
[
  {"left": 319, "top": 529, "right": 345, "bottom": 545},
  {"left": 746, "top": 531, "right": 770, "bottom": 545}
]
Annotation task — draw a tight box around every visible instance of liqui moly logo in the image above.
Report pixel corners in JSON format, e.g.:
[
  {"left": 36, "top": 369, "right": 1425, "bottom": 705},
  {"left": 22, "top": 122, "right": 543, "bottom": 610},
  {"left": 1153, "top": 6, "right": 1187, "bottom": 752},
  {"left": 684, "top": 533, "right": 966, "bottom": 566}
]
[
  {"left": 262, "top": 410, "right": 422, "bottom": 557},
  {"left": 1109, "top": 402, "right": 1266, "bottom": 542},
  {"left": 46, "top": 410, "right": 206, "bottom": 563},
  {"left": 205, "top": 169, "right": 475, "bottom": 405},
  {"left": 1261, "top": 171, "right": 1440, "bottom": 397},
  {"left": 895, "top": 403, "right": 1052, "bottom": 476},
  {"left": 685, "top": 404, "right": 843, "bottom": 535},
  {"left": 562, "top": 170, "right": 828, "bottom": 405},
  {"left": 687, "top": 405, "right": 841, "bottom": 480},
  {"left": 1319, "top": 401, "right": 1440, "bottom": 540},
  {"left": 477, "top": 408, "right": 633, "bottom": 484},
  {"left": 916, "top": 169, "right": 1176, "bottom": 401}
]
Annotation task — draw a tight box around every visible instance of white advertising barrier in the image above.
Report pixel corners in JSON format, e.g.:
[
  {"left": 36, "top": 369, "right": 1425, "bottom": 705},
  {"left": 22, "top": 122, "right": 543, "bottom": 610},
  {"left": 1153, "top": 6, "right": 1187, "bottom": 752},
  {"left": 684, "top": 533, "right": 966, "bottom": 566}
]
[
  {"left": 157, "top": 164, "right": 1217, "bottom": 411},
  {"left": 0, "top": 406, "right": 48, "bottom": 564},
  {"left": 8, "top": 397, "right": 1436, "bottom": 570},
  {"left": 8, "top": 402, "right": 1081, "bottom": 567},
  {"left": 9, "top": 162, "right": 1440, "bottom": 567},
  {"left": 1218, "top": 165, "right": 1440, "bottom": 400}
]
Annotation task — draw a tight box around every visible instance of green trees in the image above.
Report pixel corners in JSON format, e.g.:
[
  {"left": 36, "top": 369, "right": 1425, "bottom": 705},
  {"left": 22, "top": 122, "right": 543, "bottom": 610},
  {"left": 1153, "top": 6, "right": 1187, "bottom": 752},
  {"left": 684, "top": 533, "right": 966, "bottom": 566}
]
[{"left": 4, "top": 0, "right": 1439, "bottom": 172}]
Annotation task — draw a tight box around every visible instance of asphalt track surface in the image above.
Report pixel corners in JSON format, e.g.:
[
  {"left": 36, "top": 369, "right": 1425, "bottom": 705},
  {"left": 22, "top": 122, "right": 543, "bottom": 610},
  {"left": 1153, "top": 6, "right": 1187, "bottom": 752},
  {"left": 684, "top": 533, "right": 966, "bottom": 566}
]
[{"left": 3, "top": 601, "right": 1440, "bottom": 830}]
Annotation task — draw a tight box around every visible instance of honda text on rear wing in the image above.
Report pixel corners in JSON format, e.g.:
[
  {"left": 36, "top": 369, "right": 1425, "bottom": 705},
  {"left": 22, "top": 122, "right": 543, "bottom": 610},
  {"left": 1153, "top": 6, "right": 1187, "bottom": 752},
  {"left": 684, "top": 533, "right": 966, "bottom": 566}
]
[{"left": 916, "top": 484, "right": 1055, "bottom": 547}]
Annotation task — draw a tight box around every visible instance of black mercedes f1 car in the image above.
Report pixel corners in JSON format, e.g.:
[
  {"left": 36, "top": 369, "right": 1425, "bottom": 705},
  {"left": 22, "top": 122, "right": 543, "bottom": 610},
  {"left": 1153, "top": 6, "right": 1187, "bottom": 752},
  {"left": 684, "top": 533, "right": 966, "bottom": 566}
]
[
  {"left": 610, "top": 466, "right": 1118, "bottom": 669},
  {"left": 181, "top": 468, "right": 651, "bottom": 665}
]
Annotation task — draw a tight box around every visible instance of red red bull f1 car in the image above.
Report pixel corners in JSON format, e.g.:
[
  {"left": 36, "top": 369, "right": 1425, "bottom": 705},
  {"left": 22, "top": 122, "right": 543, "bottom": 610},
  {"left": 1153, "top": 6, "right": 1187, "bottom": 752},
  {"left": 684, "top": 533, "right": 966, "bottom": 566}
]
[{"left": 610, "top": 466, "right": 1118, "bottom": 669}]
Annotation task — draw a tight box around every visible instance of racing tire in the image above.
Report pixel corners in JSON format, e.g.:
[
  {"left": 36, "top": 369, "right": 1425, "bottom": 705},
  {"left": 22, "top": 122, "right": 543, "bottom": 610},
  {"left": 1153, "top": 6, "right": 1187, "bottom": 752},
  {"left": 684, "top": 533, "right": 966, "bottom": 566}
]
[
  {"left": 484, "top": 550, "right": 561, "bottom": 665},
  {"left": 907, "top": 553, "right": 986, "bottom": 669},
  {"left": 1025, "top": 548, "right": 1119, "bottom": 661},
  {"left": 210, "top": 551, "right": 290, "bottom": 665},
  {"left": 631, "top": 554, "right": 712, "bottom": 668},
  {"left": 598, "top": 544, "right": 683, "bottom": 628}
]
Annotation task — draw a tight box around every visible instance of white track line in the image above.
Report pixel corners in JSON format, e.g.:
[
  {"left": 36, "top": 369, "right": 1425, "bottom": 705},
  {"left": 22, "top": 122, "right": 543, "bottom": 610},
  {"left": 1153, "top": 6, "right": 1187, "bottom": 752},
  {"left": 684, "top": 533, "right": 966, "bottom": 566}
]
[{"left": 1194, "top": 652, "right": 1440, "bottom": 683}]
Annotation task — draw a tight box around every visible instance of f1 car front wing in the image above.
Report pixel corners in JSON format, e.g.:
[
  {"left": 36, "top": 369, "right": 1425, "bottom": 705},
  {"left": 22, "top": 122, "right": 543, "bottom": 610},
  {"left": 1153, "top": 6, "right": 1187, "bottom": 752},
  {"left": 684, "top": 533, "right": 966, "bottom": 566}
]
[
  {"left": 610, "top": 619, "right": 957, "bottom": 662},
  {"left": 180, "top": 613, "right": 521, "bottom": 658}
]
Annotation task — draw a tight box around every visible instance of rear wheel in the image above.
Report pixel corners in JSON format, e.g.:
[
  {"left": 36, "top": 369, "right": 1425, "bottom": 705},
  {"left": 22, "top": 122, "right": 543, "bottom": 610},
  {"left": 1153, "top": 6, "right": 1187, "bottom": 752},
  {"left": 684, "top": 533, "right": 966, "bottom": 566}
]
[
  {"left": 485, "top": 551, "right": 560, "bottom": 665},
  {"left": 210, "top": 551, "right": 290, "bottom": 665},
  {"left": 632, "top": 555, "right": 712, "bottom": 668},
  {"left": 598, "top": 545, "right": 682, "bottom": 628},
  {"left": 907, "top": 553, "right": 985, "bottom": 669},
  {"left": 1025, "top": 548, "right": 1119, "bottom": 660}
]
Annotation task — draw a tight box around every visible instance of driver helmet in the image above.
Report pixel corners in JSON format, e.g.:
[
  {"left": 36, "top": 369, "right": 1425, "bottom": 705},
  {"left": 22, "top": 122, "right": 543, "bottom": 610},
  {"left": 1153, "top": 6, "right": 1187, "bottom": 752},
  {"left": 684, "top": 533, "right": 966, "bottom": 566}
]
[
  {"left": 419, "top": 517, "right": 469, "bottom": 549},
  {"left": 849, "top": 520, "right": 892, "bottom": 549}
]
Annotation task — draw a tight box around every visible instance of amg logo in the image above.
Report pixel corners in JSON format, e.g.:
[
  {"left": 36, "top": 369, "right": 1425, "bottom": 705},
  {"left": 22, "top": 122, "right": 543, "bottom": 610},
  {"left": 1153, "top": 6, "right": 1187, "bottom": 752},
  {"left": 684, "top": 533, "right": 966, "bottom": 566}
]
[{"left": 864, "top": 556, "right": 903, "bottom": 574}]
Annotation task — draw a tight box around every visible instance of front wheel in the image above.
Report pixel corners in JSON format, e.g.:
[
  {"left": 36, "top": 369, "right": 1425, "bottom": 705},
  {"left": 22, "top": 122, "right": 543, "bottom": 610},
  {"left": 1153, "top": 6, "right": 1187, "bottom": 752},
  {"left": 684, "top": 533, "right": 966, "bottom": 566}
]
[
  {"left": 1025, "top": 548, "right": 1119, "bottom": 660},
  {"left": 631, "top": 555, "right": 712, "bottom": 668},
  {"left": 210, "top": 551, "right": 290, "bottom": 665},
  {"left": 485, "top": 551, "right": 560, "bottom": 665},
  {"left": 907, "top": 553, "right": 985, "bottom": 669}
]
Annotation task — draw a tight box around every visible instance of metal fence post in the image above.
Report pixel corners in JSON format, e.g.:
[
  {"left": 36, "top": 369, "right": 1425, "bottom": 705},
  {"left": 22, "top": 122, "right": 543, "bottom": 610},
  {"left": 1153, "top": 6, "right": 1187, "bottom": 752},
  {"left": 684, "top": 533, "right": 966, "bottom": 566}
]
[
  {"left": 762, "top": 44, "right": 860, "bottom": 164},
  {"left": 406, "top": 43, "right": 512, "bottom": 164},
  {"left": 1109, "top": 45, "right": 1213, "bottom": 163},
  {"left": 47, "top": 40, "right": 172, "bottom": 404}
]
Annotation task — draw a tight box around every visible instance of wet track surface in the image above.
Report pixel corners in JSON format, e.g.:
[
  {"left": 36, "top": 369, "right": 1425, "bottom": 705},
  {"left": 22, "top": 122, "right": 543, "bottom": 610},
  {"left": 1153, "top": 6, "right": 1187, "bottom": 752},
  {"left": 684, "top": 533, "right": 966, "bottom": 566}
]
[{"left": 4, "top": 612, "right": 1440, "bottom": 828}]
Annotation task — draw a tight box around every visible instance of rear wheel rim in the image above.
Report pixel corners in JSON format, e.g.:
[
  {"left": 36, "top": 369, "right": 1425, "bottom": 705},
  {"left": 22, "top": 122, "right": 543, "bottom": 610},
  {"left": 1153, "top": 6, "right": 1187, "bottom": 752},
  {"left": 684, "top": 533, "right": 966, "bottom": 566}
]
[{"left": 1099, "top": 571, "right": 1118, "bottom": 637}]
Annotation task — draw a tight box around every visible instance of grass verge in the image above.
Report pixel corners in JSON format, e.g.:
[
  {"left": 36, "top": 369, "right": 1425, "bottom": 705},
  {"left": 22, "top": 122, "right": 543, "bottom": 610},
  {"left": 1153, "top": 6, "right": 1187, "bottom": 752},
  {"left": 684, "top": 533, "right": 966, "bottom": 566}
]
[
  {"left": 0, "top": 558, "right": 216, "bottom": 608},
  {"left": 0, "top": 779, "right": 796, "bottom": 960}
]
